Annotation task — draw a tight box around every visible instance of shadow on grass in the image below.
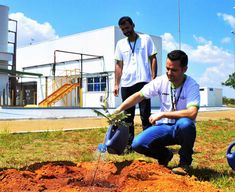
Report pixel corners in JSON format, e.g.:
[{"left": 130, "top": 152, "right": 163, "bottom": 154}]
[
  {"left": 169, "top": 147, "right": 235, "bottom": 182},
  {"left": 189, "top": 167, "right": 235, "bottom": 181}
]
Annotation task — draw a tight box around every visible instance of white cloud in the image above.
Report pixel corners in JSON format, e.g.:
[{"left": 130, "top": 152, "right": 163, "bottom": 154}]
[
  {"left": 189, "top": 40, "right": 231, "bottom": 65},
  {"left": 197, "top": 64, "right": 227, "bottom": 87},
  {"left": 9, "top": 12, "right": 59, "bottom": 47},
  {"left": 161, "top": 33, "right": 179, "bottom": 52},
  {"left": 217, "top": 12, "right": 235, "bottom": 29},
  {"left": 221, "top": 37, "right": 231, "bottom": 44},
  {"left": 161, "top": 32, "right": 234, "bottom": 97},
  {"left": 162, "top": 33, "right": 232, "bottom": 66},
  {"left": 193, "top": 35, "right": 209, "bottom": 44}
]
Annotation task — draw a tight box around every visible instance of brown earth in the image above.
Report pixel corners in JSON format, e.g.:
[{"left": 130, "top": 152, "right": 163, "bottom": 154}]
[
  {"left": 0, "top": 160, "right": 221, "bottom": 192},
  {"left": 0, "top": 110, "right": 234, "bottom": 192}
]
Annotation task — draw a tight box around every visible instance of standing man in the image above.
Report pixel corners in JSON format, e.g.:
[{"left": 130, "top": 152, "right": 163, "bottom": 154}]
[
  {"left": 115, "top": 50, "right": 200, "bottom": 175},
  {"left": 114, "top": 16, "right": 157, "bottom": 153}
]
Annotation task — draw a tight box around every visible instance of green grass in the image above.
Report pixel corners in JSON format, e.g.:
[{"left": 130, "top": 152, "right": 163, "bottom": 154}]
[
  {"left": 0, "top": 119, "right": 234, "bottom": 191},
  {"left": 191, "top": 119, "right": 235, "bottom": 192}
]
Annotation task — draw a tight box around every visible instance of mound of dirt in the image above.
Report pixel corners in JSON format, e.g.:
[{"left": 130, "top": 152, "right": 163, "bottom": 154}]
[{"left": 0, "top": 160, "right": 221, "bottom": 192}]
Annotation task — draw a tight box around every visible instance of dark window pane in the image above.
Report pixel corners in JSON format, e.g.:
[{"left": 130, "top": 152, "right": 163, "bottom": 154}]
[
  {"left": 101, "top": 83, "right": 106, "bottom": 91},
  {"left": 95, "top": 83, "right": 100, "bottom": 91},
  {"left": 87, "top": 78, "right": 93, "bottom": 83},
  {"left": 101, "top": 76, "right": 106, "bottom": 82},
  {"left": 94, "top": 77, "right": 99, "bottom": 83},
  {"left": 88, "top": 84, "right": 93, "bottom": 91}
]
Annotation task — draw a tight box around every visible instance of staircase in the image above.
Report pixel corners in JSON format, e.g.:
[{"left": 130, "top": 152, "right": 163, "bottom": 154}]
[{"left": 39, "top": 83, "right": 80, "bottom": 107}]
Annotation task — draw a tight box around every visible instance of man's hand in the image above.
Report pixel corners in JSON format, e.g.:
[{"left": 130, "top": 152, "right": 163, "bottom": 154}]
[
  {"left": 113, "top": 85, "right": 119, "bottom": 96},
  {"left": 149, "top": 112, "right": 164, "bottom": 124},
  {"left": 114, "top": 60, "right": 123, "bottom": 97}
]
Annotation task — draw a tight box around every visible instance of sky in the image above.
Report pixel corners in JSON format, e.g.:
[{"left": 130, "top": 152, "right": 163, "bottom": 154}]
[{"left": 1, "top": 0, "right": 235, "bottom": 98}]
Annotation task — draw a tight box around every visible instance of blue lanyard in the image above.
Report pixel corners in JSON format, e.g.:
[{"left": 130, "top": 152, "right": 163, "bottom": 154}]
[{"left": 128, "top": 34, "right": 138, "bottom": 55}]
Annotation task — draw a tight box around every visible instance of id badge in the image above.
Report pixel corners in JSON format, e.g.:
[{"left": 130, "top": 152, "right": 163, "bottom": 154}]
[
  {"left": 168, "top": 119, "right": 176, "bottom": 124},
  {"left": 130, "top": 55, "right": 136, "bottom": 65}
]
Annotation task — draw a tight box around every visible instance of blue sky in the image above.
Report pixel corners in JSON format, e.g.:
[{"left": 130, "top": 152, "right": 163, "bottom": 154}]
[{"left": 1, "top": 0, "right": 235, "bottom": 98}]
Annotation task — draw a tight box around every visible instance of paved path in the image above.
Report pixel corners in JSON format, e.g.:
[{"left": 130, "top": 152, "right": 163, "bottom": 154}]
[
  {"left": 0, "top": 106, "right": 234, "bottom": 120},
  {"left": 0, "top": 107, "right": 234, "bottom": 133}
]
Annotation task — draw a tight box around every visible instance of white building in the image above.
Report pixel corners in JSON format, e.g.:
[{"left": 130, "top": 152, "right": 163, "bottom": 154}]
[
  {"left": 200, "top": 87, "right": 223, "bottom": 107},
  {"left": 16, "top": 26, "right": 162, "bottom": 108},
  {"left": 0, "top": 5, "right": 14, "bottom": 106},
  {"left": 1, "top": 5, "right": 223, "bottom": 109}
]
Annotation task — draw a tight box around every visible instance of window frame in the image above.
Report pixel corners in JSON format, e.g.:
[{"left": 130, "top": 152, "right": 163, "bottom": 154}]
[{"left": 87, "top": 76, "right": 107, "bottom": 92}]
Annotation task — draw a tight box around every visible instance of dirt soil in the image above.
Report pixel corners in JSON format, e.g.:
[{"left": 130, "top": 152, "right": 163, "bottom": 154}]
[
  {"left": 0, "top": 110, "right": 234, "bottom": 191},
  {"left": 0, "top": 160, "right": 221, "bottom": 192}
]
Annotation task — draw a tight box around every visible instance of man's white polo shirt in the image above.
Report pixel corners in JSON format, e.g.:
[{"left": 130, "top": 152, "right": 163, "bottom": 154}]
[
  {"left": 115, "top": 34, "right": 157, "bottom": 87},
  {"left": 140, "top": 74, "right": 200, "bottom": 124}
]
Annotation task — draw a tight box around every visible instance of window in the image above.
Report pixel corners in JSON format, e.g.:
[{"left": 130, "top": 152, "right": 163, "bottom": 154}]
[{"left": 87, "top": 76, "right": 107, "bottom": 92}]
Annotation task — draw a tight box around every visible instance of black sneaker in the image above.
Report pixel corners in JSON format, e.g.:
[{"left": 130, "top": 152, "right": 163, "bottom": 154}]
[
  {"left": 158, "top": 151, "right": 173, "bottom": 167},
  {"left": 122, "top": 145, "right": 134, "bottom": 155}
]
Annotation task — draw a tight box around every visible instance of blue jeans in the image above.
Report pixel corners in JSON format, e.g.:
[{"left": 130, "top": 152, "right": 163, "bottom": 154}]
[{"left": 131, "top": 118, "right": 196, "bottom": 165}]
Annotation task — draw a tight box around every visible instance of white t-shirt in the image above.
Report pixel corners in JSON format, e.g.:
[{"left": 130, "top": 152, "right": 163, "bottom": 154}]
[
  {"left": 140, "top": 74, "right": 200, "bottom": 124},
  {"left": 115, "top": 34, "right": 157, "bottom": 87}
]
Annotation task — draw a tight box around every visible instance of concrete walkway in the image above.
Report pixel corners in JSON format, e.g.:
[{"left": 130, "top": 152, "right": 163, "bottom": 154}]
[
  {"left": 0, "top": 106, "right": 234, "bottom": 120},
  {"left": 0, "top": 106, "right": 234, "bottom": 133}
]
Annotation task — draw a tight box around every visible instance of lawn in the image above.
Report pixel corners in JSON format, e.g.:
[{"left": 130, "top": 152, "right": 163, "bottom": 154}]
[{"left": 0, "top": 117, "right": 234, "bottom": 191}]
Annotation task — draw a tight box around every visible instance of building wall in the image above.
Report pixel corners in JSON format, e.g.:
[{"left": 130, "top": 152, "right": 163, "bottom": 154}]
[
  {"left": 200, "top": 87, "right": 222, "bottom": 107},
  {"left": 17, "top": 26, "right": 162, "bottom": 108},
  {"left": 0, "top": 5, "right": 10, "bottom": 105},
  {"left": 17, "top": 26, "right": 116, "bottom": 70}
]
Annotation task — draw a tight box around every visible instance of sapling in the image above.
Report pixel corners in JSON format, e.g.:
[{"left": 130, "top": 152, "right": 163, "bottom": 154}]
[
  {"left": 93, "top": 96, "right": 130, "bottom": 154},
  {"left": 91, "top": 97, "right": 130, "bottom": 185},
  {"left": 93, "top": 98, "right": 130, "bottom": 127}
]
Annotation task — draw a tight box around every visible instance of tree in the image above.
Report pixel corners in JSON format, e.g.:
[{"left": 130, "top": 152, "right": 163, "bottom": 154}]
[{"left": 222, "top": 72, "right": 235, "bottom": 89}]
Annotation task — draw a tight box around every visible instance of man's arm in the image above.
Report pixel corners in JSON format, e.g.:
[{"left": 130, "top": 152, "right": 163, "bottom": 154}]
[
  {"left": 150, "top": 54, "right": 157, "bottom": 79},
  {"left": 114, "top": 60, "right": 123, "bottom": 96},
  {"left": 149, "top": 106, "right": 199, "bottom": 124},
  {"left": 115, "top": 91, "right": 144, "bottom": 113}
]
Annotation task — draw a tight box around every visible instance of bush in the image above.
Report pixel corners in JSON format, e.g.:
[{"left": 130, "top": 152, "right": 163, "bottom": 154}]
[{"left": 222, "top": 97, "right": 235, "bottom": 105}]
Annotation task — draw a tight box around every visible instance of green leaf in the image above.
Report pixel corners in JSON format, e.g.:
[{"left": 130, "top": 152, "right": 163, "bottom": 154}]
[{"left": 93, "top": 100, "right": 130, "bottom": 127}]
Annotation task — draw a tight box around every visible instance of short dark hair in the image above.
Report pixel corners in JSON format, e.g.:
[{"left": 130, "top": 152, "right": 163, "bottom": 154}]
[
  {"left": 167, "top": 50, "right": 188, "bottom": 67},
  {"left": 118, "top": 16, "right": 134, "bottom": 26}
]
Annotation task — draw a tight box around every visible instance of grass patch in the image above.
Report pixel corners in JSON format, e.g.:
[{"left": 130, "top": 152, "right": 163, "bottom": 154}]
[
  {"left": 0, "top": 120, "right": 234, "bottom": 191},
  {"left": 191, "top": 119, "right": 235, "bottom": 192}
]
